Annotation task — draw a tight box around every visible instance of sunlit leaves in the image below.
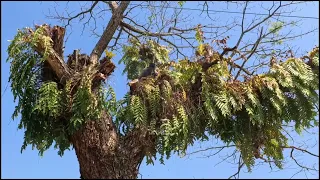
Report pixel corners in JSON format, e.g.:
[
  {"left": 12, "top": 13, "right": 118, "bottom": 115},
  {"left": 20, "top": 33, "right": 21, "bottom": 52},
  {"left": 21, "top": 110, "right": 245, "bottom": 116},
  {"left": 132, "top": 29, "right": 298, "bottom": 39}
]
[
  {"left": 105, "top": 49, "right": 116, "bottom": 59},
  {"left": 178, "top": 1, "right": 186, "bottom": 7},
  {"left": 195, "top": 25, "right": 204, "bottom": 44}
]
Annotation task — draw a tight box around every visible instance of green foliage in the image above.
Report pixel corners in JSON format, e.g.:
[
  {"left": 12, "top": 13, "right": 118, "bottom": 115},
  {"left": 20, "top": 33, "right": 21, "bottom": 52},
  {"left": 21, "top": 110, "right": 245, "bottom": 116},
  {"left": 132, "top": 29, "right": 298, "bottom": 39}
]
[
  {"left": 269, "top": 21, "right": 285, "bottom": 45},
  {"left": 269, "top": 21, "right": 284, "bottom": 35},
  {"left": 178, "top": 1, "right": 186, "bottom": 7},
  {"left": 130, "top": 95, "right": 148, "bottom": 125},
  {"left": 195, "top": 26, "right": 204, "bottom": 44},
  {"left": 64, "top": 75, "right": 108, "bottom": 146},
  {"left": 171, "top": 59, "right": 202, "bottom": 85},
  {"left": 34, "top": 82, "right": 62, "bottom": 118},
  {"left": 104, "top": 85, "right": 117, "bottom": 117},
  {"left": 119, "top": 38, "right": 170, "bottom": 80},
  {"left": 7, "top": 26, "right": 108, "bottom": 156},
  {"left": 118, "top": 41, "right": 319, "bottom": 170},
  {"left": 7, "top": 25, "right": 319, "bottom": 173}
]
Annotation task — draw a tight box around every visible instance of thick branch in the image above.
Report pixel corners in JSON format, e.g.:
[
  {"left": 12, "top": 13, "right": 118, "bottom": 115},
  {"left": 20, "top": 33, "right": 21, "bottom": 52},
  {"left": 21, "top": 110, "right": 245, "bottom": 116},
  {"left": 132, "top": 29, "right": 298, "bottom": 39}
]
[
  {"left": 47, "top": 51, "right": 72, "bottom": 84},
  {"left": 90, "top": 1, "right": 130, "bottom": 65},
  {"left": 108, "top": 1, "right": 118, "bottom": 12}
]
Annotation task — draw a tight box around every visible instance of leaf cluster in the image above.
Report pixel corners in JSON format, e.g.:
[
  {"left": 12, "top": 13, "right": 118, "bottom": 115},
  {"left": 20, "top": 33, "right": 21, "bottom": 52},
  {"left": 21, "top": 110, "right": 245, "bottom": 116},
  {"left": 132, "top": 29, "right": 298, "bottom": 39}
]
[
  {"left": 117, "top": 41, "right": 319, "bottom": 169},
  {"left": 7, "top": 26, "right": 107, "bottom": 156}
]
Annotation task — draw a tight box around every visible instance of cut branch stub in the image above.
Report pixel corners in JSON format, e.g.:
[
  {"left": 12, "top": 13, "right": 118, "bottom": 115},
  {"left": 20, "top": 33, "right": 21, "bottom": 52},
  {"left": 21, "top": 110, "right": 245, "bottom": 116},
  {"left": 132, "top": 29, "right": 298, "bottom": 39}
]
[
  {"left": 52, "top": 26, "right": 65, "bottom": 57},
  {"left": 67, "top": 50, "right": 91, "bottom": 72},
  {"left": 30, "top": 23, "right": 119, "bottom": 92},
  {"left": 99, "top": 57, "right": 116, "bottom": 77},
  {"left": 34, "top": 24, "right": 65, "bottom": 58},
  {"left": 33, "top": 24, "right": 116, "bottom": 88},
  {"left": 32, "top": 24, "right": 71, "bottom": 84},
  {"left": 92, "top": 57, "right": 116, "bottom": 89}
]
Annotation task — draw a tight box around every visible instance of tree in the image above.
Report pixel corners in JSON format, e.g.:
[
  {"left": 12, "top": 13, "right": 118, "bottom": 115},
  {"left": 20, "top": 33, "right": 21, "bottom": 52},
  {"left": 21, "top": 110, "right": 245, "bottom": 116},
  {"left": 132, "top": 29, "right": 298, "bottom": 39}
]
[{"left": 5, "top": 1, "right": 319, "bottom": 179}]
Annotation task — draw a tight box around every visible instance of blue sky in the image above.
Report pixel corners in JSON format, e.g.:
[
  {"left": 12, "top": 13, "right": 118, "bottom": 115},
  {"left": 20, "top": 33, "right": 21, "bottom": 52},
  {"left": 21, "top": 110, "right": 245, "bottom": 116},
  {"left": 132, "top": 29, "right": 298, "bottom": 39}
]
[{"left": 1, "top": 1, "right": 319, "bottom": 179}]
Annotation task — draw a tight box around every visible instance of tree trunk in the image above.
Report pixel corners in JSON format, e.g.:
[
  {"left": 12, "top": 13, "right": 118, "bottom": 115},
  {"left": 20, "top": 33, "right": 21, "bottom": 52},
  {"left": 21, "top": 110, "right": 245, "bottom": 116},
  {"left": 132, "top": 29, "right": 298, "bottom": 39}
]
[
  {"left": 29, "top": 2, "right": 149, "bottom": 177},
  {"left": 71, "top": 111, "right": 155, "bottom": 179}
]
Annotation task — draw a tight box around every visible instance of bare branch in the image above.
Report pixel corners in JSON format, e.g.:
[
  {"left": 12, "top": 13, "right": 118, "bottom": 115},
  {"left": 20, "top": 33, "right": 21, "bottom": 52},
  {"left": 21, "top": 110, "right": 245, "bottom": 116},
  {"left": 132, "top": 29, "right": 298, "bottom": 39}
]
[
  {"left": 228, "top": 155, "right": 244, "bottom": 179},
  {"left": 281, "top": 146, "right": 319, "bottom": 158},
  {"left": 124, "top": 16, "right": 149, "bottom": 32},
  {"left": 187, "top": 145, "right": 236, "bottom": 156},
  {"left": 120, "top": 21, "right": 181, "bottom": 37},
  {"left": 65, "top": 1, "right": 99, "bottom": 28},
  {"left": 110, "top": 27, "right": 123, "bottom": 50},
  {"left": 229, "top": 1, "right": 248, "bottom": 59},
  {"left": 234, "top": 27, "right": 264, "bottom": 79},
  {"left": 289, "top": 148, "right": 319, "bottom": 171},
  {"left": 229, "top": 61, "right": 253, "bottom": 76}
]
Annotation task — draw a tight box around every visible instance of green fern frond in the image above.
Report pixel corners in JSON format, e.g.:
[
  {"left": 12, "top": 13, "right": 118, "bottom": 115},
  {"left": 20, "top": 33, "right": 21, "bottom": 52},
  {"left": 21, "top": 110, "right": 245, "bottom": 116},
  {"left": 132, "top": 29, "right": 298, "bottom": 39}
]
[
  {"left": 214, "top": 92, "right": 231, "bottom": 117},
  {"left": 33, "top": 82, "right": 62, "bottom": 118}
]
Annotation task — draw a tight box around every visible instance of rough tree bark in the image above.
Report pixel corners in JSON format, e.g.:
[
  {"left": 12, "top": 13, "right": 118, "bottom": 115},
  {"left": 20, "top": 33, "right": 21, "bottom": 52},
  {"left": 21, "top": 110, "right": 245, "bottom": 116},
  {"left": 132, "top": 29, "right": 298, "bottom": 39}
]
[{"left": 70, "top": 112, "right": 154, "bottom": 179}]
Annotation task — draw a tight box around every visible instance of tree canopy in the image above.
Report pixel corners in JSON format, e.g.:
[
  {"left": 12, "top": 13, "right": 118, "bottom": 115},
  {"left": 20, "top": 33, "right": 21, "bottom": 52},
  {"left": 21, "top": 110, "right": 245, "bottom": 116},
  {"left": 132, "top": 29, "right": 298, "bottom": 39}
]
[{"left": 5, "top": 1, "right": 319, "bottom": 178}]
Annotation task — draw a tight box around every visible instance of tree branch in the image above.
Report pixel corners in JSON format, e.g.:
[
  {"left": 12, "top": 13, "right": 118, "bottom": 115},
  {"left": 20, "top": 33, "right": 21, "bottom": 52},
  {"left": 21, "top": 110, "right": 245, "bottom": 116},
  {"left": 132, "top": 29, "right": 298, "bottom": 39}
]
[
  {"left": 120, "top": 21, "right": 182, "bottom": 37},
  {"left": 64, "top": 1, "right": 99, "bottom": 28},
  {"left": 228, "top": 1, "right": 283, "bottom": 74},
  {"left": 234, "top": 27, "right": 264, "bottom": 80},
  {"left": 110, "top": 27, "right": 123, "bottom": 50},
  {"left": 90, "top": 1, "right": 130, "bottom": 65},
  {"left": 229, "top": 1, "right": 248, "bottom": 59},
  {"left": 228, "top": 155, "right": 244, "bottom": 179},
  {"left": 187, "top": 145, "right": 236, "bottom": 156},
  {"left": 108, "top": 1, "right": 118, "bottom": 12},
  {"left": 289, "top": 148, "right": 319, "bottom": 172},
  {"left": 46, "top": 50, "right": 73, "bottom": 84},
  {"left": 281, "top": 146, "right": 319, "bottom": 157}
]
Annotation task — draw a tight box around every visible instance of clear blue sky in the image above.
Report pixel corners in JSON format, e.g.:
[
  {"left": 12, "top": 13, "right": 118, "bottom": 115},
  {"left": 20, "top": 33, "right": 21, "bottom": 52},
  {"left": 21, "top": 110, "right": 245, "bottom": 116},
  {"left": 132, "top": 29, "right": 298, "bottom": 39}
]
[{"left": 1, "top": 1, "right": 319, "bottom": 179}]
